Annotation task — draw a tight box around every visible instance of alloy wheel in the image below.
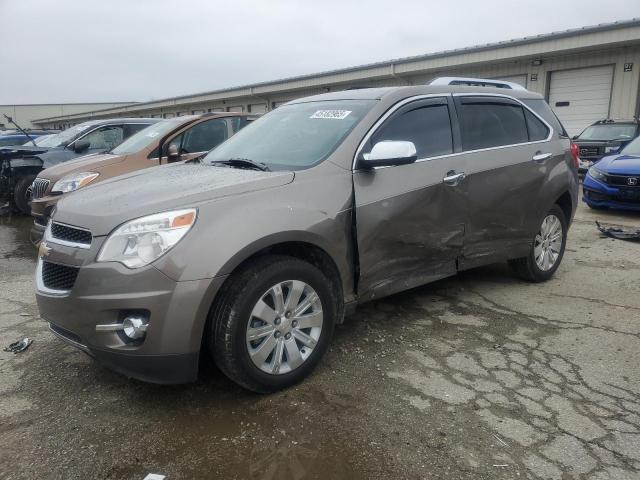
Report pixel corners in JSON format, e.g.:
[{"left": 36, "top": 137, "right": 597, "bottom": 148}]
[
  {"left": 246, "top": 280, "right": 323, "bottom": 375},
  {"left": 534, "top": 214, "right": 563, "bottom": 271}
]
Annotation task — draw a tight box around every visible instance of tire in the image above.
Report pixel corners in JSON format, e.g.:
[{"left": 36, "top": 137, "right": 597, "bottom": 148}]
[
  {"left": 509, "top": 205, "right": 567, "bottom": 282},
  {"left": 210, "top": 255, "right": 338, "bottom": 393},
  {"left": 13, "top": 174, "right": 37, "bottom": 215}
]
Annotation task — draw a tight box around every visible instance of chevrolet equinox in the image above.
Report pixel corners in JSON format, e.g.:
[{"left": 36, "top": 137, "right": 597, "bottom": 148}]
[{"left": 36, "top": 84, "right": 579, "bottom": 392}]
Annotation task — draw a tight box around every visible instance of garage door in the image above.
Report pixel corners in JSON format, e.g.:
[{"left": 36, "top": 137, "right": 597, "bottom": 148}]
[
  {"left": 493, "top": 74, "right": 528, "bottom": 88},
  {"left": 249, "top": 103, "right": 267, "bottom": 114},
  {"left": 548, "top": 65, "right": 614, "bottom": 136}
]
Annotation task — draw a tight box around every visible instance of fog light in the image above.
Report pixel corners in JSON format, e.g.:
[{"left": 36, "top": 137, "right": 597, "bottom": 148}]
[{"left": 122, "top": 315, "right": 148, "bottom": 340}]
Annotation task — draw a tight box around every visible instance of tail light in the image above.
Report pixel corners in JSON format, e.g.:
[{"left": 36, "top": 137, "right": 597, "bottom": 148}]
[{"left": 570, "top": 142, "right": 580, "bottom": 169}]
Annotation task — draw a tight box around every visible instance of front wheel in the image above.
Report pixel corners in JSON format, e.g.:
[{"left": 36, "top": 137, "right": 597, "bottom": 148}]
[
  {"left": 13, "top": 174, "right": 37, "bottom": 215},
  {"left": 210, "top": 255, "right": 338, "bottom": 393},
  {"left": 509, "top": 205, "right": 567, "bottom": 282}
]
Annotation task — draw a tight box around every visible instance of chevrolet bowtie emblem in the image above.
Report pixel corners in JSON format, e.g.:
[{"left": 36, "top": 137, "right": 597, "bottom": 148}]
[{"left": 38, "top": 241, "right": 52, "bottom": 258}]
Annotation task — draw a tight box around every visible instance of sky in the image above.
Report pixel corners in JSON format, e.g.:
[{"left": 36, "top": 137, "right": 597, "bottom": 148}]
[{"left": 0, "top": 0, "right": 639, "bottom": 104}]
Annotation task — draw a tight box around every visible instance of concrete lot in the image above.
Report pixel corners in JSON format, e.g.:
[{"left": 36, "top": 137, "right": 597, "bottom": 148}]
[{"left": 0, "top": 201, "right": 639, "bottom": 480}]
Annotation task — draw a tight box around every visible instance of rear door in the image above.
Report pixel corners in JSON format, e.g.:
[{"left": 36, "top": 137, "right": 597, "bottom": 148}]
[
  {"left": 354, "top": 96, "right": 468, "bottom": 301},
  {"left": 454, "top": 95, "right": 553, "bottom": 268}
]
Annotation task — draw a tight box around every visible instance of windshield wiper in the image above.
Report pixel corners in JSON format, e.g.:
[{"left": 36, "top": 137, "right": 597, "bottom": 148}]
[{"left": 211, "top": 157, "right": 270, "bottom": 171}]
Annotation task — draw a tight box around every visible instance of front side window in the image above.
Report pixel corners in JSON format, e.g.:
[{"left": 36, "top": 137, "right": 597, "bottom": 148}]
[
  {"left": 180, "top": 119, "right": 228, "bottom": 153},
  {"left": 203, "top": 100, "right": 376, "bottom": 171},
  {"left": 47, "top": 121, "right": 99, "bottom": 147},
  {"left": 78, "top": 125, "right": 124, "bottom": 150},
  {"left": 367, "top": 101, "right": 453, "bottom": 159},
  {"left": 459, "top": 100, "right": 528, "bottom": 150},
  {"left": 578, "top": 124, "right": 638, "bottom": 141}
]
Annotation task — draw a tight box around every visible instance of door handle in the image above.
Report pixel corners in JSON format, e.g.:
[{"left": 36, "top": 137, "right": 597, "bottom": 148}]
[
  {"left": 532, "top": 152, "right": 553, "bottom": 163},
  {"left": 443, "top": 171, "right": 466, "bottom": 186}
]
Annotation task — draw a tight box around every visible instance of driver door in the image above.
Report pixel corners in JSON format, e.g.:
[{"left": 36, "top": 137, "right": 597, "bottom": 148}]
[{"left": 353, "top": 96, "right": 468, "bottom": 301}]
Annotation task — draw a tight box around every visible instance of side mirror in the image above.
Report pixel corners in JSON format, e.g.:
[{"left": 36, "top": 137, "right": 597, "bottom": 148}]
[
  {"left": 572, "top": 135, "right": 579, "bottom": 140},
  {"left": 359, "top": 140, "right": 418, "bottom": 168},
  {"left": 167, "top": 144, "right": 180, "bottom": 162},
  {"left": 73, "top": 140, "right": 90, "bottom": 153}
]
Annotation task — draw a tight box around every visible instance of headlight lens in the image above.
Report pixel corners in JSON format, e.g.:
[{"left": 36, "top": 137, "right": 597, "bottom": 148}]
[
  {"left": 97, "top": 209, "right": 197, "bottom": 268},
  {"left": 587, "top": 166, "right": 607, "bottom": 182},
  {"left": 52, "top": 172, "right": 99, "bottom": 193},
  {"left": 604, "top": 146, "right": 619, "bottom": 154}
]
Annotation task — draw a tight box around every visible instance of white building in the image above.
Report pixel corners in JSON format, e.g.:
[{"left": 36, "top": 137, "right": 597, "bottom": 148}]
[
  {"left": 0, "top": 103, "right": 134, "bottom": 130},
  {"left": 32, "top": 19, "right": 640, "bottom": 136}
]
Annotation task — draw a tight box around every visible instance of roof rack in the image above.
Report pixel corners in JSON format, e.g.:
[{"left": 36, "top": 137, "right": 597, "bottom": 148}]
[{"left": 429, "top": 77, "right": 527, "bottom": 91}]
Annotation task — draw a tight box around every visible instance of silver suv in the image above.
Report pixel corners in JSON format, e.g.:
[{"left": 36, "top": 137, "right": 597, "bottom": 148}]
[{"left": 36, "top": 84, "right": 579, "bottom": 392}]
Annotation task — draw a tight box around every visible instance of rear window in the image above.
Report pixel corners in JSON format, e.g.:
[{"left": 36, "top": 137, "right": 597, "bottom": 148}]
[{"left": 459, "top": 100, "right": 528, "bottom": 150}]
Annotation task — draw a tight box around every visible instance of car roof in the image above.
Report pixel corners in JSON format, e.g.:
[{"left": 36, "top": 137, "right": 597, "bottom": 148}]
[{"left": 288, "top": 84, "right": 544, "bottom": 105}]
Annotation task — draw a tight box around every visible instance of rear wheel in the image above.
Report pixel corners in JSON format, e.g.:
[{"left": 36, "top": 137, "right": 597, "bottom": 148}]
[
  {"left": 13, "top": 174, "right": 37, "bottom": 215},
  {"left": 210, "top": 255, "right": 338, "bottom": 393},
  {"left": 509, "top": 205, "right": 567, "bottom": 282}
]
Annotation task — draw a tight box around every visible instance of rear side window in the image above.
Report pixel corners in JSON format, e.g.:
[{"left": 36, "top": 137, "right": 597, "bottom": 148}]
[
  {"left": 369, "top": 102, "right": 453, "bottom": 158},
  {"left": 124, "top": 123, "right": 152, "bottom": 138},
  {"left": 458, "top": 100, "right": 528, "bottom": 150},
  {"left": 522, "top": 98, "right": 567, "bottom": 137},
  {"left": 524, "top": 109, "right": 550, "bottom": 141}
]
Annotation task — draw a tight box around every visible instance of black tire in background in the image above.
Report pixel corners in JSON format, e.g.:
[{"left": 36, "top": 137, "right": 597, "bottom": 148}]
[
  {"left": 210, "top": 255, "right": 338, "bottom": 393},
  {"left": 509, "top": 204, "right": 568, "bottom": 282},
  {"left": 13, "top": 174, "right": 37, "bottom": 215}
]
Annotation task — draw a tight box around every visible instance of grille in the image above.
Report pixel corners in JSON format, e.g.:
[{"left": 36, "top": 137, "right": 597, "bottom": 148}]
[
  {"left": 51, "top": 223, "right": 92, "bottom": 245},
  {"left": 31, "top": 178, "right": 50, "bottom": 199},
  {"left": 606, "top": 175, "right": 640, "bottom": 187},
  {"left": 41, "top": 261, "right": 79, "bottom": 291},
  {"left": 578, "top": 146, "right": 601, "bottom": 158}
]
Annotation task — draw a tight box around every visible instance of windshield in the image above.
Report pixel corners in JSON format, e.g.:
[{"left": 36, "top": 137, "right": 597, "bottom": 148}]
[
  {"left": 578, "top": 124, "right": 637, "bottom": 141},
  {"left": 24, "top": 134, "right": 54, "bottom": 146},
  {"left": 203, "top": 100, "right": 376, "bottom": 171},
  {"left": 111, "top": 118, "right": 186, "bottom": 155},
  {"left": 40, "top": 122, "right": 99, "bottom": 147},
  {"left": 621, "top": 136, "right": 640, "bottom": 156}
]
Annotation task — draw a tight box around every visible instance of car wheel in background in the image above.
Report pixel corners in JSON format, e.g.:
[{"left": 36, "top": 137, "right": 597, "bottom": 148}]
[
  {"left": 13, "top": 174, "right": 37, "bottom": 215},
  {"left": 509, "top": 204, "right": 567, "bottom": 282},
  {"left": 210, "top": 255, "right": 337, "bottom": 393}
]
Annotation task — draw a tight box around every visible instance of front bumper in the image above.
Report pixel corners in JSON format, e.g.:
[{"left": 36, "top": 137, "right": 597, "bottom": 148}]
[
  {"left": 35, "top": 238, "right": 226, "bottom": 384},
  {"left": 582, "top": 175, "right": 640, "bottom": 211}
]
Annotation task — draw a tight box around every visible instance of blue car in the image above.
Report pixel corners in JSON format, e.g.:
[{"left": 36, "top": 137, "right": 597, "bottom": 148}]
[{"left": 583, "top": 136, "right": 640, "bottom": 211}]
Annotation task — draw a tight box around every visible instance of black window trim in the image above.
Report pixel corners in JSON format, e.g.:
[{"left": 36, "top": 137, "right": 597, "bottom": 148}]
[{"left": 353, "top": 93, "right": 554, "bottom": 171}]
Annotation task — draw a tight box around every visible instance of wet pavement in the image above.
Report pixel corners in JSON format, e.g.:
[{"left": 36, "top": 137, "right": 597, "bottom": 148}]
[{"left": 1, "top": 203, "right": 640, "bottom": 480}]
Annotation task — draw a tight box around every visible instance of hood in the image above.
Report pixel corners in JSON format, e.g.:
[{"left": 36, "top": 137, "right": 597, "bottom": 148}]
[
  {"left": 595, "top": 154, "right": 640, "bottom": 175},
  {"left": 38, "top": 153, "right": 125, "bottom": 181},
  {"left": 53, "top": 163, "right": 295, "bottom": 236},
  {"left": 0, "top": 144, "right": 50, "bottom": 160},
  {"left": 37, "top": 148, "right": 100, "bottom": 168}
]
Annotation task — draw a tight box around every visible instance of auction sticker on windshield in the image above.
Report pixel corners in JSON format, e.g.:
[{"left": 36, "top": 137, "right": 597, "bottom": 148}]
[{"left": 310, "top": 110, "right": 352, "bottom": 120}]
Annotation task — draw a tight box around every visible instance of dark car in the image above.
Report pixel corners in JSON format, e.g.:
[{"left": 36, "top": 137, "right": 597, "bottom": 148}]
[
  {"left": 0, "top": 118, "right": 158, "bottom": 213},
  {"left": 0, "top": 132, "right": 53, "bottom": 147},
  {"left": 573, "top": 119, "right": 639, "bottom": 172},
  {"left": 583, "top": 135, "right": 640, "bottom": 211}
]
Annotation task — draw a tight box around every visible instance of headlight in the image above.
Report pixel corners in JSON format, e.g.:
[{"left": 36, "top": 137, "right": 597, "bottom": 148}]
[
  {"left": 587, "top": 166, "right": 607, "bottom": 182},
  {"left": 97, "top": 209, "right": 197, "bottom": 268},
  {"left": 52, "top": 172, "right": 99, "bottom": 193},
  {"left": 604, "top": 146, "right": 620, "bottom": 154}
]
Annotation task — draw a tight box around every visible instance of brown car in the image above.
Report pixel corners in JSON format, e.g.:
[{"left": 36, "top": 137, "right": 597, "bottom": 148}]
[{"left": 30, "top": 113, "right": 253, "bottom": 237}]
